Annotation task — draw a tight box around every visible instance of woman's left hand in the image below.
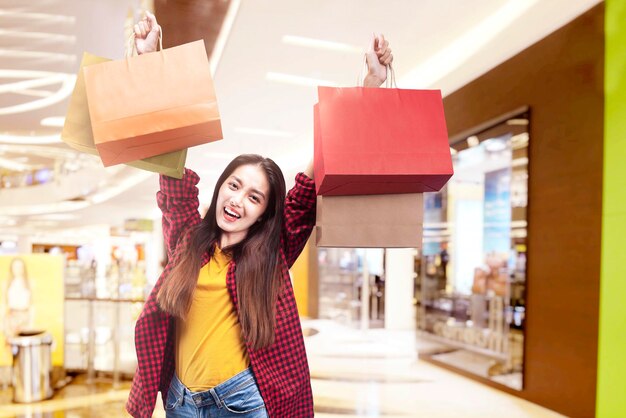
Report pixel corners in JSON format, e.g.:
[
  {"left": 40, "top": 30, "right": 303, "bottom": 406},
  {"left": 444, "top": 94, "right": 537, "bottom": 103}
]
[{"left": 364, "top": 33, "right": 393, "bottom": 87}]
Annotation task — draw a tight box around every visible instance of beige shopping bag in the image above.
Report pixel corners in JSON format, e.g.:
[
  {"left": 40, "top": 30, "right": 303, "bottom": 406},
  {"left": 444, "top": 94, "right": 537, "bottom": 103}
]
[
  {"left": 62, "top": 52, "right": 187, "bottom": 178},
  {"left": 82, "top": 40, "right": 222, "bottom": 167},
  {"left": 315, "top": 193, "right": 424, "bottom": 248}
]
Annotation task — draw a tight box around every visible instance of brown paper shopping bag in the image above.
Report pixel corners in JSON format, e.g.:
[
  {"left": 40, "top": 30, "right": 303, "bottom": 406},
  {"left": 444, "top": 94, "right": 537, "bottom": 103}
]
[
  {"left": 62, "top": 52, "right": 187, "bottom": 178},
  {"left": 83, "top": 40, "right": 222, "bottom": 167},
  {"left": 315, "top": 193, "right": 424, "bottom": 248}
]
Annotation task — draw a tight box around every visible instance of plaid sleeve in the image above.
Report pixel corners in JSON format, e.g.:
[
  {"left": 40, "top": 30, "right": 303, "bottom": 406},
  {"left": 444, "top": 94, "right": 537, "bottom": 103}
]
[
  {"left": 157, "top": 168, "right": 202, "bottom": 259},
  {"left": 281, "top": 172, "right": 316, "bottom": 268}
]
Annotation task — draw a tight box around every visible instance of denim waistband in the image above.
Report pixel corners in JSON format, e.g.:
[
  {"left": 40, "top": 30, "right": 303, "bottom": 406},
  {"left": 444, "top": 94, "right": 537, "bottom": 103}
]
[{"left": 169, "top": 368, "right": 257, "bottom": 408}]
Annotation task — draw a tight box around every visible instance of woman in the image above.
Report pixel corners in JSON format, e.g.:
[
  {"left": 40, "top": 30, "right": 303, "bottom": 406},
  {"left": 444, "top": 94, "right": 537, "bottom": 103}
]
[{"left": 126, "top": 12, "right": 393, "bottom": 418}]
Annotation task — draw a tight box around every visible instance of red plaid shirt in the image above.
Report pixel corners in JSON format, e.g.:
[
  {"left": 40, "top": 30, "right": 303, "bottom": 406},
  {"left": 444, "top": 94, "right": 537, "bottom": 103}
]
[{"left": 126, "top": 168, "right": 316, "bottom": 418}]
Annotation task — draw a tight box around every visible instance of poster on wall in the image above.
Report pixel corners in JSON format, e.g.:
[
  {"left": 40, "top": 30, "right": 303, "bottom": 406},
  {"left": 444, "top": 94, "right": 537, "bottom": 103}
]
[
  {"left": 0, "top": 255, "right": 64, "bottom": 366},
  {"left": 483, "top": 167, "right": 512, "bottom": 256}
]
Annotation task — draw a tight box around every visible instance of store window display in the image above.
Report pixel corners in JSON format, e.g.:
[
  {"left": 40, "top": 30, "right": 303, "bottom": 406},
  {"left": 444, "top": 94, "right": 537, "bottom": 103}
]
[{"left": 417, "top": 110, "right": 529, "bottom": 390}]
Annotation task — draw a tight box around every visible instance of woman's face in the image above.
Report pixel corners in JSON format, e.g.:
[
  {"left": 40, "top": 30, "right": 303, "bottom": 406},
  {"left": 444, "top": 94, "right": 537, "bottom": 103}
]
[{"left": 216, "top": 164, "right": 270, "bottom": 247}]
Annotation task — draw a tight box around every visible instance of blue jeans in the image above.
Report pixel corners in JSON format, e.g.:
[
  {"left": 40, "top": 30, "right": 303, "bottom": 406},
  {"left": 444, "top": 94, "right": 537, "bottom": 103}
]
[{"left": 165, "top": 369, "right": 268, "bottom": 417}]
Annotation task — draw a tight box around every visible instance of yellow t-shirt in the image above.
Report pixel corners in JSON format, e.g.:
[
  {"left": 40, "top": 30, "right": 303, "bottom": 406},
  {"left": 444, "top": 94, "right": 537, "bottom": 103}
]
[{"left": 176, "top": 246, "right": 250, "bottom": 391}]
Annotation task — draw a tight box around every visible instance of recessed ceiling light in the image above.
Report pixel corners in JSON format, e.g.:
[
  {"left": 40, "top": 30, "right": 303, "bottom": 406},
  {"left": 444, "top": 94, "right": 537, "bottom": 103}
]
[
  {"left": 0, "top": 157, "right": 30, "bottom": 171},
  {"left": 266, "top": 72, "right": 338, "bottom": 87},
  {"left": 0, "top": 133, "right": 62, "bottom": 144},
  {"left": 41, "top": 116, "right": 65, "bottom": 127},
  {"left": 467, "top": 136, "right": 479, "bottom": 147},
  {"left": 233, "top": 127, "right": 295, "bottom": 138},
  {"left": 399, "top": 0, "right": 539, "bottom": 88},
  {"left": 282, "top": 35, "right": 363, "bottom": 54},
  {"left": 30, "top": 213, "right": 78, "bottom": 221},
  {"left": 0, "top": 69, "right": 76, "bottom": 116},
  {"left": 0, "top": 29, "right": 75, "bottom": 43},
  {"left": 483, "top": 138, "right": 507, "bottom": 152}
]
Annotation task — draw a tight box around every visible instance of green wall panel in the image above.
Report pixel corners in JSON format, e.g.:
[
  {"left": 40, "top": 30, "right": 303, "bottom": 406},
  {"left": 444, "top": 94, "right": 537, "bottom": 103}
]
[{"left": 597, "top": 1, "right": 626, "bottom": 416}]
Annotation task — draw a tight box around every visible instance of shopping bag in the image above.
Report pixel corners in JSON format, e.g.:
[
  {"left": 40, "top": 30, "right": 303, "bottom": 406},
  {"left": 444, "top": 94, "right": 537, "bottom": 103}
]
[
  {"left": 83, "top": 40, "right": 222, "bottom": 167},
  {"left": 315, "top": 193, "right": 424, "bottom": 248},
  {"left": 314, "top": 87, "right": 453, "bottom": 196},
  {"left": 62, "top": 52, "right": 187, "bottom": 178}
]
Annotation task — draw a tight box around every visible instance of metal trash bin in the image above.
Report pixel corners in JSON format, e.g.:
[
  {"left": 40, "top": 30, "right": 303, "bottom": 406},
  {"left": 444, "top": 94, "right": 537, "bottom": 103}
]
[{"left": 9, "top": 331, "right": 54, "bottom": 403}]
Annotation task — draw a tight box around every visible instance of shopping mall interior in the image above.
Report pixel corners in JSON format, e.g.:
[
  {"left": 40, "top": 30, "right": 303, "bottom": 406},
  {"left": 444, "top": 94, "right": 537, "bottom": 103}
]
[{"left": 0, "top": 0, "right": 624, "bottom": 417}]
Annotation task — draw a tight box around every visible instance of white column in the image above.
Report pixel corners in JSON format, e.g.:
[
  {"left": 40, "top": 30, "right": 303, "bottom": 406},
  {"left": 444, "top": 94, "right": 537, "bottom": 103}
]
[
  {"left": 16, "top": 234, "right": 31, "bottom": 253},
  {"left": 384, "top": 248, "right": 416, "bottom": 330}
]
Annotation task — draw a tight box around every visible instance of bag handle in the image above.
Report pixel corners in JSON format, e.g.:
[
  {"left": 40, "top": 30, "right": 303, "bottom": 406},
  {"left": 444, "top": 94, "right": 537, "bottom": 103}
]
[
  {"left": 357, "top": 54, "right": 397, "bottom": 88},
  {"left": 125, "top": 31, "right": 163, "bottom": 58}
]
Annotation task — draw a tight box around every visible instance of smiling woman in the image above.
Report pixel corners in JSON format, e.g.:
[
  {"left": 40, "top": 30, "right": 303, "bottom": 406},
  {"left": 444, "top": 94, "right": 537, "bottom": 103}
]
[{"left": 126, "top": 10, "right": 393, "bottom": 418}]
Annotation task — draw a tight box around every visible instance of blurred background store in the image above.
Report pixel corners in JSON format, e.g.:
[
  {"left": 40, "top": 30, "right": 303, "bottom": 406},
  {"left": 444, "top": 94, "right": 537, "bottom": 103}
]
[{"left": 0, "top": 0, "right": 624, "bottom": 417}]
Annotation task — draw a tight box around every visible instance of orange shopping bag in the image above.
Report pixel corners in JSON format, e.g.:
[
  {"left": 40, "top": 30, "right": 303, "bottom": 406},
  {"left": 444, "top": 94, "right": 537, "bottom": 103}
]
[{"left": 83, "top": 40, "right": 222, "bottom": 167}]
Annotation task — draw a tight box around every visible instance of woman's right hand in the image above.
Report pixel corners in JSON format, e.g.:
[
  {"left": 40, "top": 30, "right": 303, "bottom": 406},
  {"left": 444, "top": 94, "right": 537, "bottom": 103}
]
[{"left": 134, "top": 11, "right": 161, "bottom": 55}]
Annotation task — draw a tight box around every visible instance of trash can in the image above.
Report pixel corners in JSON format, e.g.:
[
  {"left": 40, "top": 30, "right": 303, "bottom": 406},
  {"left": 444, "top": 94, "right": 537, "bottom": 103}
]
[{"left": 9, "top": 331, "right": 54, "bottom": 403}]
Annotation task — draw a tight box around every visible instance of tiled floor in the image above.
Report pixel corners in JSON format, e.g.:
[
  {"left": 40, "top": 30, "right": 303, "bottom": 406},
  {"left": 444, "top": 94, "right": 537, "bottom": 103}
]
[{"left": 0, "top": 320, "right": 567, "bottom": 418}]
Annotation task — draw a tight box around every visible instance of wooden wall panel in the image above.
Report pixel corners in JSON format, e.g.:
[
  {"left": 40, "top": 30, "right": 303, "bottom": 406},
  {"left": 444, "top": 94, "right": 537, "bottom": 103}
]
[
  {"left": 155, "top": 0, "right": 230, "bottom": 53},
  {"left": 442, "top": 5, "right": 604, "bottom": 417}
]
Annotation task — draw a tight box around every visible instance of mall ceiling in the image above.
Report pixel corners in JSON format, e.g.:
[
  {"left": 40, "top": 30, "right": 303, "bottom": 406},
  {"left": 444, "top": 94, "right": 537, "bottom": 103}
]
[{"left": 0, "top": 0, "right": 600, "bottom": 240}]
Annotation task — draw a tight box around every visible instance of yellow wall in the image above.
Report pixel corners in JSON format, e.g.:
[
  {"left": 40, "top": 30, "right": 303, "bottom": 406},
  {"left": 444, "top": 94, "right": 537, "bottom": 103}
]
[
  {"left": 0, "top": 255, "right": 65, "bottom": 366},
  {"left": 290, "top": 242, "right": 309, "bottom": 317}
]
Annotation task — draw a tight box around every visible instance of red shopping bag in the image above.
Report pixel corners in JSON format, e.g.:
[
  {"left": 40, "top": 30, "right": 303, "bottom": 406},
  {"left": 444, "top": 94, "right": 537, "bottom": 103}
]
[{"left": 314, "top": 86, "right": 453, "bottom": 196}]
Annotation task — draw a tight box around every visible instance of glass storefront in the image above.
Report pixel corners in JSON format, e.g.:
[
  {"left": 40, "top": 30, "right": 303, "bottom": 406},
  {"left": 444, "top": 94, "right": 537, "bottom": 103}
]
[
  {"left": 317, "top": 248, "right": 386, "bottom": 328},
  {"left": 417, "top": 110, "right": 529, "bottom": 390}
]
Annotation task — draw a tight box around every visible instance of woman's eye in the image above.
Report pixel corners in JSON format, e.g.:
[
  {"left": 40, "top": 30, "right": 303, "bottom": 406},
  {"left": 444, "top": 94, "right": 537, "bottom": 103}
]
[
  {"left": 229, "top": 182, "right": 238, "bottom": 190},
  {"left": 250, "top": 195, "right": 260, "bottom": 203}
]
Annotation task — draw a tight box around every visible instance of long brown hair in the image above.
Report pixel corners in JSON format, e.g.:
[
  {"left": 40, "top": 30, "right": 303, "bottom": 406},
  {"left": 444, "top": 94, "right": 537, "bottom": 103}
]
[{"left": 157, "top": 154, "right": 286, "bottom": 350}]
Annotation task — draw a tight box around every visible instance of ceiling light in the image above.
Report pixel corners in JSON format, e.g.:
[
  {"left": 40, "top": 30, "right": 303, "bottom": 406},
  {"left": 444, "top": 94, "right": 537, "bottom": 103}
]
[
  {"left": 0, "top": 11, "right": 75, "bottom": 24},
  {"left": 30, "top": 213, "right": 78, "bottom": 221},
  {"left": 0, "top": 133, "right": 62, "bottom": 144},
  {"left": 0, "top": 29, "right": 75, "bottom": 43},
  {"left": 511, "top": 132, "right": 529, "bottom": 148},
  {"left": 0, "top": 200, "right": 90, "bottom": 216},
  {"left": 0, "top": 69, "right": 76, "bottom": 115},
  {"left": 89, "top": 171, "right": 153, "bottom": 204},
  {"left": 0, "top": 216, "right": 17, "bottom": 227},
  {"left": 467, "top": 136, "right": 479, "bottom": 147},
  {"left": 483, "top": 138, "right": 507, "bottom": 152},
  {"left": 0, "top": 49, "right": 76, "bottom": 62},
  {"left": 209, "top": 0, "right": 241, "bottom": 76},
  {"left": 512, "top": 157, "right": 529, "bottom": 167},
  {"left": 282, "top": 35, "right": 363, "bottom": 54},
  {"left": 400, "top": 0, "right": 539, "bottom": 88},
  {"left": 8, "top": 89, "right": 54, "bottom": 98},
  {"left": 0, "top": 143, "right": 88, "bottom": 159},
  {"left": 233, "top": 127, "right": 295, "bottom": 138},
  {"left": 507, "top": 118, "right": 529, "bottom": 126},
  {"left": 0, "top": 157, "right": 31, "bottom": 171},
  {"left": 40, "top": 116, "right": 65, "bottom": 127},
  {"left": 266, "top": 72, "right": 338, "bottom": 87},
  {"left": 201, "top": 152, "right": 237, "bottom": 160}
]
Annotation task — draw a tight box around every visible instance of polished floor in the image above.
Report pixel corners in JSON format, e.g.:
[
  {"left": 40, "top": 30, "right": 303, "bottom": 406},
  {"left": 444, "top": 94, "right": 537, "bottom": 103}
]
[{"left": 0, "top": 320, "right": 567, "bottom": 418}]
